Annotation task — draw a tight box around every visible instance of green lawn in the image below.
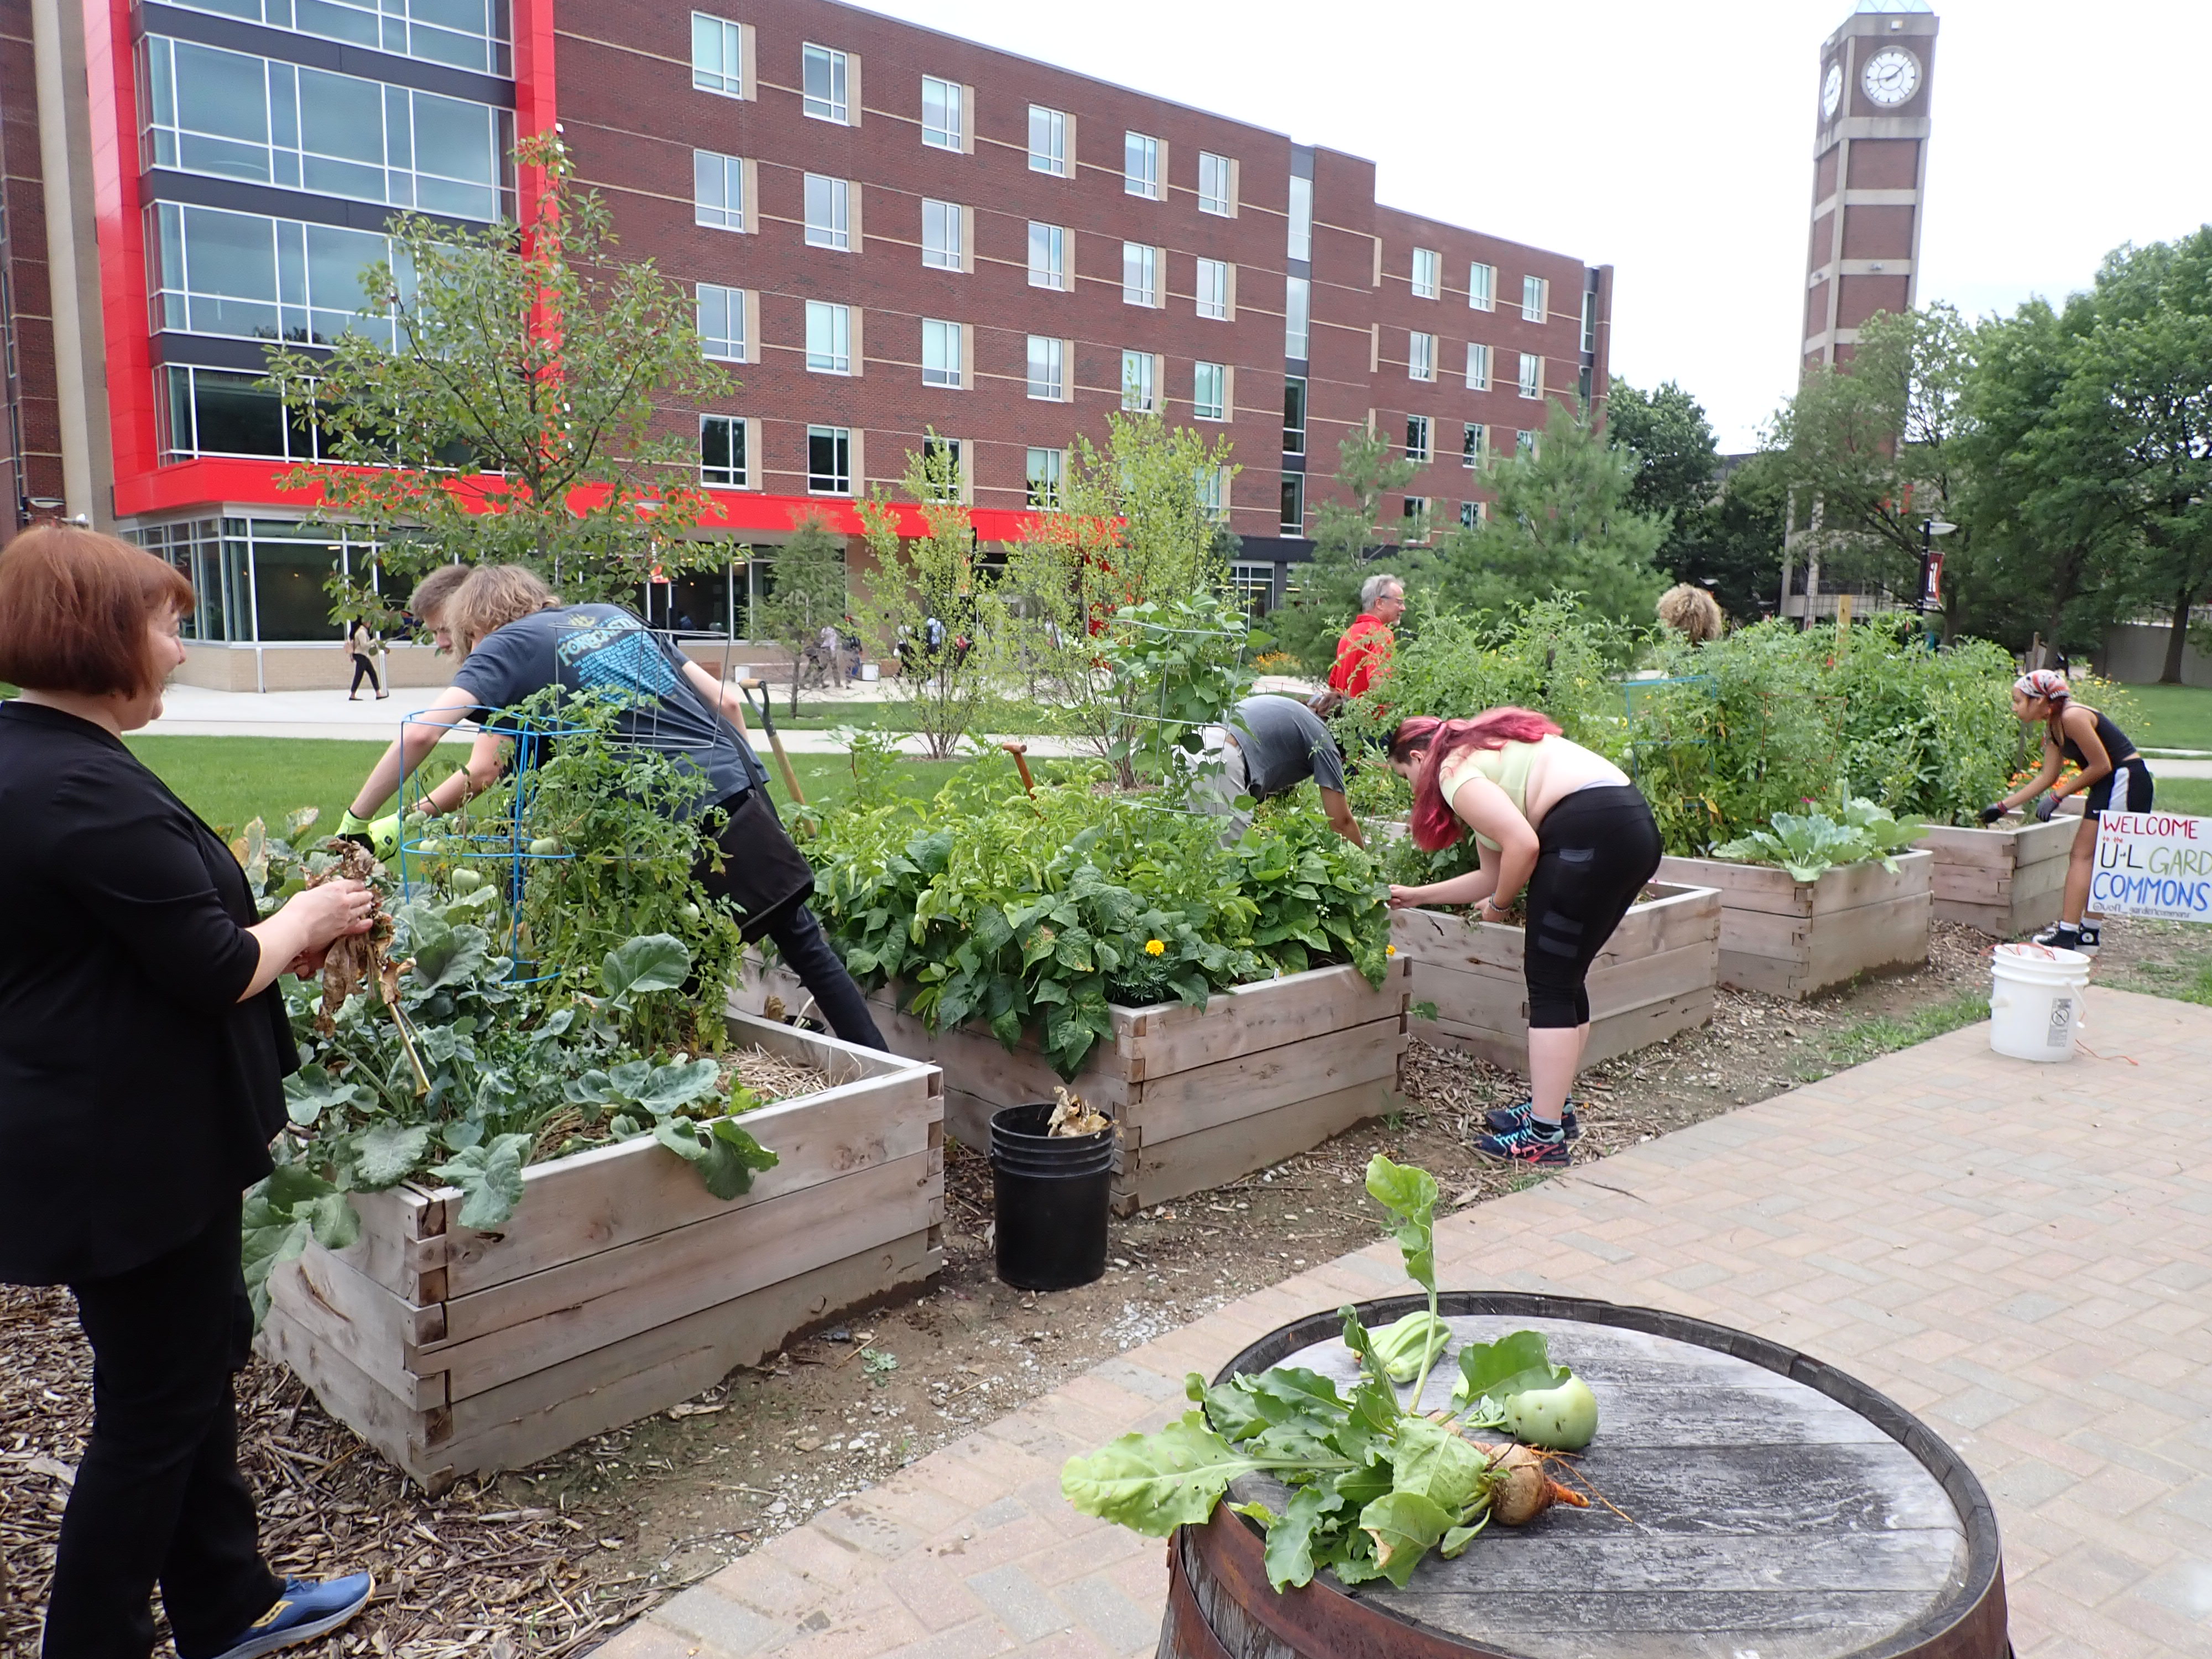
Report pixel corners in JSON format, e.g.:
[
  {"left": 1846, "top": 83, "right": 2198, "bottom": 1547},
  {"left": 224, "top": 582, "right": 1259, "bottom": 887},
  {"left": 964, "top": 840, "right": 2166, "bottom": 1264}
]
[
  {"left": 2116, "top": 683, "right": 2212, "bottom": 751},
  {"left": 123, "top": 734, "right": 971, "bottom": 837},
  {"left": 2152, "top": 778, "right": 2212, "bottom": 816}
]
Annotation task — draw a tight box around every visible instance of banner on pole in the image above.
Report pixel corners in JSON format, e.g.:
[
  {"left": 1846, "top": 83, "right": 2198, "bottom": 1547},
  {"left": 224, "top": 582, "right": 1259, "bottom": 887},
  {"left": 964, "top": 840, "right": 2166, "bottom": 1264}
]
[{"left": 2093, "top": 811, "right": 2212, "bottom": 922}]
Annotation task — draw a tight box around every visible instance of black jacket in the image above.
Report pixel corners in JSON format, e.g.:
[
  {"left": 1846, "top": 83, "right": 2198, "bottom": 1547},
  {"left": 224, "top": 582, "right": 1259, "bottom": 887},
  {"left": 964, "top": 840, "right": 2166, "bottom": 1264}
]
[{"left": 0, "top": 701, "right": 298, "bottom": 1284}]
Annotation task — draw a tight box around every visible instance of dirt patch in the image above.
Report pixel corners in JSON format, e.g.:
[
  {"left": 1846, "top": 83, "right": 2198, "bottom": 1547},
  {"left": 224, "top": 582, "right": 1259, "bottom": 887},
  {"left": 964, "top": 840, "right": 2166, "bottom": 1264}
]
[{"left": 6, "top": 916, "right": 2177, "bottom": 1655}]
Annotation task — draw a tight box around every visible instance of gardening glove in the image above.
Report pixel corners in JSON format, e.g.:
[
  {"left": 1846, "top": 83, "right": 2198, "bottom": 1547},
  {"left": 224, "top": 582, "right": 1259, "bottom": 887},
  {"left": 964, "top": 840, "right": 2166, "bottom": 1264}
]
[
  {"left": 2034, "top": 794, "right": 2060, "bottom": 823},
  {"left": 1978, "top": 802, "right": 2007, "bottom": 825},
  {"left": 340, "top": 810, "right": 402, "bottom": 858},
  {"left": 337, "top": 810, "right": 375, "bottom": 849}
]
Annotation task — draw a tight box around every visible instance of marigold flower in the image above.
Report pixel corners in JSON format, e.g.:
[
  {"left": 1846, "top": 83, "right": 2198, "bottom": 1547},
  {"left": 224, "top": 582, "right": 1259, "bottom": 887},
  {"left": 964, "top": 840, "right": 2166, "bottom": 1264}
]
[
  {"left": 1144, "top": 938, "right": 1166, "bottom": 956},
  {"left": 1386, "top": 944, "right": 1397, "bottom": 956}
]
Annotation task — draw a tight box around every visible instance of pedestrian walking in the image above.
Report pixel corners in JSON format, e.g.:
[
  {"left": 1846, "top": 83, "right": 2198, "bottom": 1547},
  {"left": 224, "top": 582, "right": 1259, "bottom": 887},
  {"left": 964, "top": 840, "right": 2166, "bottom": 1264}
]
[
  {"left": 0, "top": 525, "right": 378, "bottom": 1659},
  {"left": 1384, "top": 709, "right": 1662, "bottom": 1166},
  {"left": 345, "top": 618, "right": 387, "bottom": 700}
]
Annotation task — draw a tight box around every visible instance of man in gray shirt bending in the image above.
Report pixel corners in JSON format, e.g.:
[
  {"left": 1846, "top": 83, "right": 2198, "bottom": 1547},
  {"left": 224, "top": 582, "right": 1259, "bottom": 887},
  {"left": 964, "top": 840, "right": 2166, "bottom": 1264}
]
[{"left": 1193, "top": 694, "right": 1364, "bottom": 846}]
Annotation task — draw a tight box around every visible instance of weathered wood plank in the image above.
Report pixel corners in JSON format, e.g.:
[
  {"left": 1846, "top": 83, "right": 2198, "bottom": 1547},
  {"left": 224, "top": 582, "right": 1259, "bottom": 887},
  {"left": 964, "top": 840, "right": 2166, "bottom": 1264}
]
[
  {"left": 427, "top": 1151, "right": 938, "bottom": 1399},
  {"left": 1422, "top": 986, "right": 1715, "bottom": 1072},
  {"left": 256, "top": 1302, "right": 445, "bottom": 1470},
  {"left": 439, "top": 1229, "right": 939, "bottom": 1469},
  {"left": 1124, "top": 1078, "right": 1394, "bottom": 1214},
  {"left": 264, "top": 1245, "right": 447, "bottom": 1408},
  {"left": 1804, "top": 890, "right": 1931, "bottom": 988},
  {"left": 1656, "top": 852, "right": 1931, "bottom": 919},
  {"left": 1122, "top": 959, "right": 1409, "bottom": 1078},
  {"left": 437, "top": 1068, "right": 937, "bottom": 1296},
  {"left": 321, "top": 1187, "right": 442, "bottom": 1300},
  {"left": 1126, "top": 1018, "right": 1404, "bottom": 1143}
]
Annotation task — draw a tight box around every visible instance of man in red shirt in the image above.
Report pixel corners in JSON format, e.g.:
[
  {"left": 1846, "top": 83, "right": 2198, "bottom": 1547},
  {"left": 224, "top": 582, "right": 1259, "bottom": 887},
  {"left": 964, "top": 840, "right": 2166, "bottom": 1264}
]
[{"left": 1328, "top": 572, "right": 1404, "bottom": 698}]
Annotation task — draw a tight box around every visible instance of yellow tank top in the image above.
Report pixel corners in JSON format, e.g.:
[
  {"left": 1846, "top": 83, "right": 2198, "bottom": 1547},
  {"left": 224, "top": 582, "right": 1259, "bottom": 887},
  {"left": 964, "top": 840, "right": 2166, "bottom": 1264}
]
[{"left": 1436, "top": 740, "right": 1543, "bottom": 852}]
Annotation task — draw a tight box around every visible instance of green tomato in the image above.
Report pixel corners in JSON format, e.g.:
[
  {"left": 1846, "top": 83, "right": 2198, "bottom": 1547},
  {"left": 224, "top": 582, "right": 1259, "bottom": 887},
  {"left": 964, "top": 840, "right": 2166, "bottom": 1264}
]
[
  {"left": 416, "top": 837, "right": 440, "bottom": 855},
  {"left": 528, "top": 836, "right": 563, "bottom": 856},
  {"left": 679, "top": 902, "right": 702, "bottom": 924},
  {"left": 449, "top": 867, "right": 484, "bottom": 894},
  {"left": 1503, "top": 1375, "right": 1598, "bottom": 1451}
]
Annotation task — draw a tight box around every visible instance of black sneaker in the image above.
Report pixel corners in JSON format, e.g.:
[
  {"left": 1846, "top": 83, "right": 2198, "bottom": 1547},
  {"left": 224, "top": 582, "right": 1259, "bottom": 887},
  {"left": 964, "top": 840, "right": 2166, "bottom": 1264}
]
[
  {"left": 2032, "top": 922, "right": 2086, "bottom": 953},
  {"left": 1484, "top": 1099, "right": 1582, "bottom": 1139},
  {"left": 1474, "top": 1119, "right": 1571, "bottom": 1166},
  {"left": 2074, "top": 924, "right": 2101, "bottom": 956}
]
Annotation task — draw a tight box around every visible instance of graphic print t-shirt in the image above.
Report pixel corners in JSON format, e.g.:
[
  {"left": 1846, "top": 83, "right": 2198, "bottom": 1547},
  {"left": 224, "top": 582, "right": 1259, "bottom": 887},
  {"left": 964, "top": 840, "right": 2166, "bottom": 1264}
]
[{"left": 450, "top": 603, "right": 761, "bottom": 808}]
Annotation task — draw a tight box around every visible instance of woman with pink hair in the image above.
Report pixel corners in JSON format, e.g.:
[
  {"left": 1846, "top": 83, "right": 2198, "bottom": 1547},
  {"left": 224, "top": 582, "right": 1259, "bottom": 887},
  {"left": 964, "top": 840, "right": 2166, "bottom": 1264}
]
[
  {"left": 1984, "top": 669, "right": 2152, "bottom": 954},
  {"left": 1386, "top": 709, "right": 1661, "bottom": 1165}
]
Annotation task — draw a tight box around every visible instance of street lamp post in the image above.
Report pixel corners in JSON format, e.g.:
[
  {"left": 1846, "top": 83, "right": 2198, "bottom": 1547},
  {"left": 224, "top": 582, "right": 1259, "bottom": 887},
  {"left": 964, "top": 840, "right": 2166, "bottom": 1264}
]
[{"left": 1917, "top": 518, "right": 1958, "bottom": 645}]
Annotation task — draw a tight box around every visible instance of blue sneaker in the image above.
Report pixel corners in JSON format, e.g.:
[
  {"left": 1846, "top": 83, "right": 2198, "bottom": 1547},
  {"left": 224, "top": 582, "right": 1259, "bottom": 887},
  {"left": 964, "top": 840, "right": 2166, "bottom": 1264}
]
[
  {"left": 1474, "top": 1119, "right": 1571, "bottom": 1167},
  {"left": 204, "top": 1575, "right": 374, "bottom": 1659},
  {"left": 1483, "top": 1099, "right": 1582, "bottom": 1139}
]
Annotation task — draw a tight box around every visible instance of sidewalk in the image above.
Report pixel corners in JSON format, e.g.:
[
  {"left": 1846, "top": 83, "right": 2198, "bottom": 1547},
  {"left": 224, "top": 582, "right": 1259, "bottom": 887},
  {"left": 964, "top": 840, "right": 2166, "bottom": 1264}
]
[{"left": 591, "top": 985, "right": 2212, "bottom": 1659}]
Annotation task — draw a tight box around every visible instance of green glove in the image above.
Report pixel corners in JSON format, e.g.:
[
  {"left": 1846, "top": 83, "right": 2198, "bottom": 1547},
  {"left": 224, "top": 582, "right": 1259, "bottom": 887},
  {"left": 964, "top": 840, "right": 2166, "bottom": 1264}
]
[
  {"left": 368, "top": 813, "right": 401, "bottom": 859},
  {"left": 337, "top": 809, "right": 374, "bottom": 849}
]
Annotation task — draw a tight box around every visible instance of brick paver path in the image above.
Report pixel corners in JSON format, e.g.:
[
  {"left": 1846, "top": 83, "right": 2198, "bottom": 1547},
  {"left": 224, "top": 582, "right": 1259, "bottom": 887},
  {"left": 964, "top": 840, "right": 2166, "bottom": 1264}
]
[{"left": 592, "top": 986, "right": 2212, "bottom": 1659}]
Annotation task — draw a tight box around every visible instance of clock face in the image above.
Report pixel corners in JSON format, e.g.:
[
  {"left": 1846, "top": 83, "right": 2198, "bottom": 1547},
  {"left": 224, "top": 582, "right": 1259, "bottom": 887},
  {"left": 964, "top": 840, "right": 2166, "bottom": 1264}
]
[
  {"left": 1821, "top": 62, "right": 1843, "bottom": 118},
  {"left": 1861, "top": 46, "right": 1921, "bottom": 106}
]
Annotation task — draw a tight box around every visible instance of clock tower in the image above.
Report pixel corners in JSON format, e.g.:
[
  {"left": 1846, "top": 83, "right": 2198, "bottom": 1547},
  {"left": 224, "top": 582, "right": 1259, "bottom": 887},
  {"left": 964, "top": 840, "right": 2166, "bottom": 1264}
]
[{"left": 1803, "top": 1, "right": 1939, "bottom": 368}]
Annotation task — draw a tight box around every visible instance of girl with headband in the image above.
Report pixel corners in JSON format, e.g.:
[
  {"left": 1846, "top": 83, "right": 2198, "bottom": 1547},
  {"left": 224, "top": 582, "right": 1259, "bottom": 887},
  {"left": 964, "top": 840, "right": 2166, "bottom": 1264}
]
[
  {"left": 1383, "top": 709, "right": 1662, "bottom": 1165},
  {"left": 1981, "top": 668, "right": 2152, "bottom": 953}
]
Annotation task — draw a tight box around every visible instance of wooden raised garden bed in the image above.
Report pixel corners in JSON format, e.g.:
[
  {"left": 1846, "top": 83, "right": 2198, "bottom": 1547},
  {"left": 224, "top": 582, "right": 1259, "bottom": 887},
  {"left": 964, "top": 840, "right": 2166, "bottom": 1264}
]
[
  {"left": 733, "top": 957, "right": 1411, "bottom": 1217},
  {"left": 1391, "top": 882, "right": 1721, "bottom": 1071},
  {"left": 257, "top": 1013, "right": 943, "bottom": 1493},
  {"left": 1913, "top": 813, "right": 2076, "bottom": 937},
  {"left": 1655, "top": 850, "right": 1932, "bottom": 1001}
]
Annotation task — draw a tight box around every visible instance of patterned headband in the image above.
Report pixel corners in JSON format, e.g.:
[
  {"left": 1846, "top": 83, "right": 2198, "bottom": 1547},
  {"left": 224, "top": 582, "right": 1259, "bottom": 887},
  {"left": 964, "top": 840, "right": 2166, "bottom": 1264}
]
[{"left": 2014, "top": 669, "right": 2069, "bottom": 702}]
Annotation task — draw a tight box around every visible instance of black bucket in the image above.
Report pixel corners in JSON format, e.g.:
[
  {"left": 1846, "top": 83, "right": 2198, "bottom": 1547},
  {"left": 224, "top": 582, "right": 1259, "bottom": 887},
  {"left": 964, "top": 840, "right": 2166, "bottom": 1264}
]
[{"left": 989, "top": 1102, "right": 1114, "bottom": 1291}]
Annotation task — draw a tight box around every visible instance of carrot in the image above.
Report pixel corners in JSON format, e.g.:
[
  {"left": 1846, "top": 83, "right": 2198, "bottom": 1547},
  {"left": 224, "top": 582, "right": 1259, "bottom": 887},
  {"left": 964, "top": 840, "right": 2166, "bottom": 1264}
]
[{"left": 1477, "top": 1442, "right": 1591, "bottom": 1526}]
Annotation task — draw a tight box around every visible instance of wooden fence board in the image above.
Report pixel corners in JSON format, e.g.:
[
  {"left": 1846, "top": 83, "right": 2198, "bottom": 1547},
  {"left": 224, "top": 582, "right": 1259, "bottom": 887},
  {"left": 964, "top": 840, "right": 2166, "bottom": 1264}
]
[
  {"left": 1126, "top": 1078, "right": 1395, "bottom": 1214},
  {"left": 1122, "top": 961, "right": 1410, "bottom": 1078},
  {"left": 1127, "top": 1018, "right": 1404, "bottom": 1144}
]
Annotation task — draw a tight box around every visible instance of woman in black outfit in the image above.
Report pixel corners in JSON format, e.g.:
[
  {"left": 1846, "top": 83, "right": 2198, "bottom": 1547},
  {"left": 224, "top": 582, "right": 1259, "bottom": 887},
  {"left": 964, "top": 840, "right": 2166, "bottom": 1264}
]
[
  {"left": 1984, "top": 667, "right": 2154, "bottom": 954},
  {"left": 0, "top": 526, "right": 378, "bottom": 1659}
]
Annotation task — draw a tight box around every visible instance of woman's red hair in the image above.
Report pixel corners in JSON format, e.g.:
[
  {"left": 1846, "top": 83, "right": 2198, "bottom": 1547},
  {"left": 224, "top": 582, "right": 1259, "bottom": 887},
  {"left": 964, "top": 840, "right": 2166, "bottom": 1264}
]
[
  {"left": 0, "top": 524, "right": 194, "bottom": 697},
  {"left": 1392, "top": 708, "right": 1562, "bottom": 851}
]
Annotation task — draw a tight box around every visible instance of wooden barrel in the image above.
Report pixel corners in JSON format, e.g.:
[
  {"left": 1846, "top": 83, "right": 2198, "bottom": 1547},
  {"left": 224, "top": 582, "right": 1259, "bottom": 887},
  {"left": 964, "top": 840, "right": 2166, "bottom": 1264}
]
[{"left": 1159, "top": 1292, "right": 2008, "bottom": 1659}]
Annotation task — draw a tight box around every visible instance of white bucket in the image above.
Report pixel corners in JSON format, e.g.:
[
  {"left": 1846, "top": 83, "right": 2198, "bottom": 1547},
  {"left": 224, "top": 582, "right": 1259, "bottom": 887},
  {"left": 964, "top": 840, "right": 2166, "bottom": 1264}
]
[
  {"left": 859, "top": 662, "right": 880, "bottom": 682},
  {"left": 1989, "top": 943, "right": 2090, "bottom": 1062}
]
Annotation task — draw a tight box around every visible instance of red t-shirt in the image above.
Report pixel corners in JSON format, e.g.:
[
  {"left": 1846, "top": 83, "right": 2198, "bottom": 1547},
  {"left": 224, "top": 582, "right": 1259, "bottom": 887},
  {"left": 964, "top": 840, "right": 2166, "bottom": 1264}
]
[{"left": 1328, "top": 612, "right": 1394, "bottom": 697}]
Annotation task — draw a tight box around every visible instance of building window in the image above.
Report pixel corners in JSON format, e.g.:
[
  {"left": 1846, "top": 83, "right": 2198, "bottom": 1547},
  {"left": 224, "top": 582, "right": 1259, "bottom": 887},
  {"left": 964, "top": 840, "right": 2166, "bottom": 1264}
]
[
  {"left": 1028, "top": 105, "right": 1066, "bottom": 175},
  {"left": 1581, "top": 288, "right": 1598, "bottom": 354},
  {"left": 691, "top": 14, "right": 746, "bottom": 97},
  {"left": 163, "top": 0, "right": 513, "bottom": 76},
  {"left": 1197, "top": 466, "right": 1229, "bottom": 520},
  {"left": 1280, "top": 473, "right": 1305, "bottom": 534},
  {"left": 1026, "top": 335, "right": 1065, "bottom": 400},
  {"left": 1465, "top": 341, "right": 1491, "bottom": 391},
  {"left": 1121, "top": 349, "right": 1156, "bottom": 412},
  {"left": 1282, "top": 375, "right": 1307, "bottom": 455},
  {"left": 1469, "top": 261, "right": 1495, "bottom": 311},
  {"left": 1196, "top": 257, "right": 1230, "bottom": 321},
  {"left": 1193, "top": 361, "right": 1227, "bottom": 421},
  {"left": 921, "top": 318, "right": 963, "bottom": 388},
  {"left": 1406, "top": 415, "right": 1431, "bottom": 463},
  {"left": 150, "top": 201, "right": 397, "bottom": 347},
  {"left": 1122, "top": 241, "right": 1158, "bottom": 307},
  {"left": 1462, "top": 422, "right": 1486, "bottom": 467},
  {"left": 922, "top": 436, "right": 962, "bottom": 499},
  {"left": 1516, "top": 428, "right": 1536, "bottom": 457},
  {"left": 1026, "top": 446, "right": 1063, "bottom": 507},
  {"left": 1518, "top": 352, "right": 1543, "bottom": 399},
  {"left": 1579, "top": 364, "right": 1593, "bottom": 404},
  {"left": 808, "top": 425, "right": 852, "bottom": 493},
  {"left": 922, "top": 198, "right": 962, "bottom": 270},
  {"left": 1285, "top": 275, "right": 1310, "bottom": 360},
  {"left": 1124, "top": 132, "right": 1160, "bottom": 198},
  {"left": 693, "top": 150, "right": 745, "bottom": 231},
  {"left": 1230, "top": 561, "right": 1274, "bottom": 618},
  {"left": 1458, "top": 500, "right": 1483, "bottom": 529},
  {"left": 1198, "top": 150, "right": 1234, "bottom": 216},
  {"left": 1287, "top": 175, "right": 1312, "bottom": 262},
  {"left": 140, "top": 35, "right": 514, "bottom": 223},
  {"left": 1408, "top": 331, "right": 1437, "bottom": 382},
  {"left": 1411, "top": 247, "right": 1440, "bottom": 299},
  {"left": 1522, "top": 275, "right": 1548, "bottom": 322},
  {"left": 1027, "top": 221, "right": 1067, "bottom": 290},
  {"left": 802, "top": 44, "right": 848, "bottom": 123},
  {"left": 806, "top": 301, "right": 852, "bottom": 374},
  {"left": 921, "top": 76, "right": 962, "bottom": 150},
  {"left": 1403, "top": 497, "right": 1428, "bottom": 534},
  {"left": 697, "top": 283, "right": 747, "bottom": 361},
  {"left": 700, "top": 414, "right": 748, "bottom": 487},
  {"left": 160, "top": 363, "right": 325, "bottom": 462},
  {"left": 804, "top": 174, "right": 851, "bottom": 250}
]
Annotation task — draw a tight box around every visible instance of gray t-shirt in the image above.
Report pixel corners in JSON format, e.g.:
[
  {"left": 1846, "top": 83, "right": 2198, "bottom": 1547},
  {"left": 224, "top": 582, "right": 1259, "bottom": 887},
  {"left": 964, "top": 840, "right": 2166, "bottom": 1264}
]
[
  {"left": 1225, "top": 695, "right": 1345, "bottom": 799},
  {"left": 450, "top": 603, "right": 763, "bottom": 808}
]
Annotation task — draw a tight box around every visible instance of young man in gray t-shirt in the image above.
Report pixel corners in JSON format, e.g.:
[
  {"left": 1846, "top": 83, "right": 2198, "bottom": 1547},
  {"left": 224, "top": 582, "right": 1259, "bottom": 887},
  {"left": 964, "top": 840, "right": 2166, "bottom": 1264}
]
[{"left": 1194, "top": 694, "right": 1363, "bottom": 846}]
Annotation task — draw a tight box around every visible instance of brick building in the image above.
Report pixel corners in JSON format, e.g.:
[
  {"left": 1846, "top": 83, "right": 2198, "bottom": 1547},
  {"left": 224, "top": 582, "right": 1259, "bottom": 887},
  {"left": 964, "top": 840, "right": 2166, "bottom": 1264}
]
[{"left": 0, "top": 0, "right": 1611, "bottom": 684}]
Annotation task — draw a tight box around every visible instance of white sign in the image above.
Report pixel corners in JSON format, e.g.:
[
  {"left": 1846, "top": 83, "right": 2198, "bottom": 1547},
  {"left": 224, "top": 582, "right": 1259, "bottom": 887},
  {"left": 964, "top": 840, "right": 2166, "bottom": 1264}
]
[{"left": 2092, "top": 811, "right": 2212, "bottom": 922}]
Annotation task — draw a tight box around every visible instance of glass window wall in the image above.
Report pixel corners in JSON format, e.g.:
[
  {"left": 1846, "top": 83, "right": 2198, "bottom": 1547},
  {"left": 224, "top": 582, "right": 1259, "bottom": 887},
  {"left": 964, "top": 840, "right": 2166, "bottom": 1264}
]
[
  {"left": 160, "top": 0, "right": 514, "bottom": 77},
  {"left": 150, "top": 202, "right": 401, "bottom": 346}
]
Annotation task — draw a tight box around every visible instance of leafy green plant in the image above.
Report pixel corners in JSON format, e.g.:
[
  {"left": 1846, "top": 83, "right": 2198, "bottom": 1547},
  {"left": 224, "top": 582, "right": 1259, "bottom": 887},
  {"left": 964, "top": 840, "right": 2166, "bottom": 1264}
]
[
  {"left": 800, "top": 765, "right": 1389, "bottom": 1076},
  {"left": 1710, "top": 789, "right": 1925, "bottom": 882},
  {"left": 1061, "top": 1156, "right": 1593, "bottom": 1589},
  {"left": 1103, "top": 592, "right": 1260, "bottom": 784}
]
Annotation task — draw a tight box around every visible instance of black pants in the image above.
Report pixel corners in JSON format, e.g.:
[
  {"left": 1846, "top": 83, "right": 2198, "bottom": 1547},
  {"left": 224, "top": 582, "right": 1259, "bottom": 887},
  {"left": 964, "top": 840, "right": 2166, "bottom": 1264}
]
[
  {"left": 347, "top": 653, "right": 380, "bottom": 696},
  {"left": 698, "top": 788, "right": 887, "bottom": 1052},
  {"left": 1524, "top": 785, "right": 1663, "bottom": 1029},
  {"left": 48, "top": 1201, "right": 282, "bottom": 1659}
]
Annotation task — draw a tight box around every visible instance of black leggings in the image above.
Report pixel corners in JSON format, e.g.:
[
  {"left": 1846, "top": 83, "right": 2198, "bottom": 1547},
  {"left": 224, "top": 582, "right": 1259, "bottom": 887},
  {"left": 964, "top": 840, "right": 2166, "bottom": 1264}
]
[
  {"left": 1523, "top": 784, "right": 1663, "bottom": 1029},
  {"left": 348, "top": 653, "right": 381, "bottom": 695}
]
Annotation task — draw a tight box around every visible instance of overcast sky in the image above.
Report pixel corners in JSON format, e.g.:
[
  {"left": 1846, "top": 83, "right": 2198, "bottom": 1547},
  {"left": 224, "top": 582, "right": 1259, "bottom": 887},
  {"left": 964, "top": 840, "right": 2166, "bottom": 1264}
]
[{"left": 879, "top": 0, "right": 2212, "bottom": 451}]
